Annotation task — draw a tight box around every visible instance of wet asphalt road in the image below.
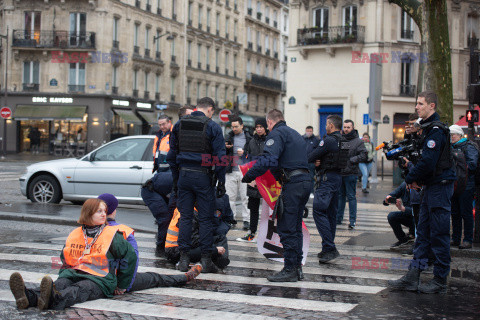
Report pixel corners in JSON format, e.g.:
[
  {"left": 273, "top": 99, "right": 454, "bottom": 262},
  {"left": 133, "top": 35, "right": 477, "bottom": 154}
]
[{"left": 0, "top": 157, "right": 479, "bottom": 319}]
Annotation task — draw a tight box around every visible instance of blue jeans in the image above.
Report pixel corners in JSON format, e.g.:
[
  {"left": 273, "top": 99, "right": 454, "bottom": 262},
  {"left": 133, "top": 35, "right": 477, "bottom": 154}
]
[
  {"left": 359, "top": 162, "right": 373, "bottom": 190},
  {"left": 451, "top": 186, "right": 475, "bottom": 243},
  {"left": 337, "top": 175, "right": 357, "bottom": 225}
]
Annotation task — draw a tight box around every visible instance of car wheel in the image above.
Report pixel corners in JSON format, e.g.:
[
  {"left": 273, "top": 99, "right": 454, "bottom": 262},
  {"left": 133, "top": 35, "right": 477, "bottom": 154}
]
[{"left": 28, "top": 175, "right": 62, "bottom": 204}]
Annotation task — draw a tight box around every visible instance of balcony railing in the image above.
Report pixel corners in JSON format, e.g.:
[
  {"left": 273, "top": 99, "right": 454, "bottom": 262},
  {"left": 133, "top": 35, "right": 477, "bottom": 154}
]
[
  {"left": 400, "top": 84, "right": 416, "bottom": 97},
  {"left": 198, "top": 62, "right": 202, "bottom": 69},
  {"left": 266, "top": 17, "right": 270, "bottom": 24},
  {"left": 468, "top": 36, "right": 479, "bottom": 49},
  {"left": 157, "top": 7, "right": 162, "bottom": 15},
  {"left": 144, "top": 48, "right": 150, "bottom": 58},
  {"left": 297, "top": 25, "right": 365, "bottom": 46},
  {"left": 400, "top": 29, "right": 414, "bottom": 40},
  {"left": 248, "top": 42, "right": 253, "bottom": 50},
  {"left": 12, "top": 30, "right": 96, "bottom": 49},
  {"left": 266, "top": 49, "right": 270, "bottom": 56},
  {"left": 206, "top": 64, "right": 210, "bottom": 71},
  {"left": 155, "top": 51, "right": 161, "bottom": 60},
  {"left": 135, "top": 0, "right": 140, "bottom": 8},
  {"left": 171, "top": 55, "right": 176, "bottom": 63},
  {"left": 155, "top": 92, "right": 160, "bottom": 100},
  {"left": 274, "top": 21, "right": 278, "bottom": 28},
  {"left": 146, "top": 4, "right": 151, "bottom": 12},
  {"left": 257, "top": 12, "right": 262, "bottom": 20},
  {"left": 257, "top": 45, "right": 262, "bottom": 53},
  {"left": 274, "top": 52, "right": 278, "bottom": 59},
  {"left": 112, "top": 86, "right": 118, "bottom": 94},
  {"left": 172, "top": 13, "right": 177, "bottom": 21},
  {"left": 23, "top": 83, "right": 39, "bottom": 92},
  {"left": 134, "top": 46, "right": 140, "bottom": 54},
  {"left": 188, "top": 59, "right": 192, "bottom": 67},
  {"left": 144, "top": 91, "right": 150, "bottom": 99},
  {"left": 170, "top": 94, "right": 175, "bottom": 102},
  {"left": 68, "top": 84, "right": 85, "bottom": 93},
  {"left": 133, "top": 89, "right": 139, "bottom": 98},
  {"left": 246, "top": 73, "right": 282, "bottom": 92}
]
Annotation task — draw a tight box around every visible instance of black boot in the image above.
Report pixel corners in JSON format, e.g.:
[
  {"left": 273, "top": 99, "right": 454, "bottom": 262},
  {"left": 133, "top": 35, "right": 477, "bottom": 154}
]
[
  {"left": 297, "top": 266, "right": 304, "bottom": 281},
  {"left": 318, "top": 248, "right": 340, "bottom": 263},
  {"left": 177, "top": 251, "right": 190, "bottom": 272},
  {"left": 267, "top": 267, "right": 298, "bottom": 282},
  {"left": 418, "top": 276, "right": 447, "bottom": 294},
  {"left": 38, "top": 275, "right": 55, "bottom": 310},
  {"left": 201, "top": 253, "right": 218, "bottom": 273},
  {"left": 155, "top": 244, "right": 166, "bottom": 258},
  {"left": 9, "top": 272, "right": 35, "bottom": 309},
  {"left": 387, "top": 268, "right": 420, "bottom": 291}
]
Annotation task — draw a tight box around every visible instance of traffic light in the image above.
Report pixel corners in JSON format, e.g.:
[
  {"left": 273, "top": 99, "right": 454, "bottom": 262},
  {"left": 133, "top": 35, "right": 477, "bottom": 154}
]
[{"left": 466, "top": 109, "right": 479, "bottom": 123}]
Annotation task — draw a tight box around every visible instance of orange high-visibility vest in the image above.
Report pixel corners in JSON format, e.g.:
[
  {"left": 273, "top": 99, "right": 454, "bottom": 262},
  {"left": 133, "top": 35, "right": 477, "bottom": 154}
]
[
  {"left": 153, "top": 125, "right": 173, "bottom": 161},
  {"left": 165, "top": 209, "right": 180, "bottom": 248},
  {"left": 63, "top": 225, "right": 119, "bottom": 277},
  {"left": 116, "top": 224, "right": 134, "bottom": 239}
]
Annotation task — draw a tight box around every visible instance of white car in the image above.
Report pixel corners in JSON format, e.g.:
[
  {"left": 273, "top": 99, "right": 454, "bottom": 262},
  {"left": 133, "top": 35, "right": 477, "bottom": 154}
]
[{"left": 19, "top": 135, "right": 161, "bottom": 204}]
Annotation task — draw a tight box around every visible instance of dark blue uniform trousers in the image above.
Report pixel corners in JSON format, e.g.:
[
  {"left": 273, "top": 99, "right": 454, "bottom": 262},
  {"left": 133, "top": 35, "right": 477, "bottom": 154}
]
[
  {"left": 313, "top": 172, "right": 342, "bottom": 252},
  {"left": 411, "top": 182, "right": 453, "bottom": 279},
  {"left": 141, "top": 188, "right": 174, "bottom": 246},
  {"left": 177, "top": 170, "right": 216, "bottom": 254},
  {"left": 277, "top": 176, "right": 311, "bottom": 269}
]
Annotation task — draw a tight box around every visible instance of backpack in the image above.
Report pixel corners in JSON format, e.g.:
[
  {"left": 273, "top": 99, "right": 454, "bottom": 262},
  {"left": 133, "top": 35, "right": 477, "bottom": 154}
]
[
  {"left": 465, "top": 140, "right": 480, "bottom": 187},
  {"left": 451, "top": 147, "right": 467, "bottom": 198}
]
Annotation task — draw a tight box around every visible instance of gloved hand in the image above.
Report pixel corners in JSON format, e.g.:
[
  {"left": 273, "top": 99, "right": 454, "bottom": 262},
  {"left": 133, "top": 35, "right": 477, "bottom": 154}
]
[
  {"left": 216, "top": 182, "right": 226, "bottom": 198},
  {"left": 241, "top": 175, "right": 252, "bottom": 184},
  {"left": 152, "top": 163, "right": 159, "bottom": 173}
]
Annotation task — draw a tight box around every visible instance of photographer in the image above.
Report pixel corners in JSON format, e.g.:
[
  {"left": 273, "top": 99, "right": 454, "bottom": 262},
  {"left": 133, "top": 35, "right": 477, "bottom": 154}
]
[
  {"left": 385, "top": 182, "right": 415, "bottom": 249},
  {"left": 388, "top": 91, "right": 456, "bottom": 294}
]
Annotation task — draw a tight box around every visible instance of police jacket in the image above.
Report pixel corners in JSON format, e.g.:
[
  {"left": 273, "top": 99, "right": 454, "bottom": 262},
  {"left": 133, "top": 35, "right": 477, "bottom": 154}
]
[
  {"left": 167, "top": 111, "right": 226, "bottom": 183},
  {"left": 388, "top": 182, "right": 413, "bottom": 216},
  {"left": 242, "top": 121, "right": 309, "bottom": 183},
  {"left": 225, "top": 129, "right": 252, "bottom": 173},
  {"left": 245, "top": 132, "right": 268, "bottom": 198},
  {"left": 405, "top": 112, "right": 456, "bottom": 185},
  {"left": 303, "top": 134, "right": 320, "bottom": 156},
  {"left": 453, "top": 138, "right": 479, "bottom": 188},
  {"left": 341, "top": 130, "right": 368, "bottom": 176},
  {"left": 307, "top": 130, "right": 341, "bottom": 173}
]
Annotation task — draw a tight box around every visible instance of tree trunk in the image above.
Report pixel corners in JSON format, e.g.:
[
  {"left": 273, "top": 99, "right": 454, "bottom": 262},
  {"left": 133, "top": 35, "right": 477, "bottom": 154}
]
[{"left": 388, "top": 0, "right": 453, "bottom": 124}]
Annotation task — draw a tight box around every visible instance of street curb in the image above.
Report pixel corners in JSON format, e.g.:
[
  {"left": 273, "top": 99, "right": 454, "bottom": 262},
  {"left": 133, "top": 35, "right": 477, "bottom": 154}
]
[
  {"left": 0, "top": 212, "right": 157, "bottom": 234},
  {"left": 361, "top": 245, "right": 480, "bottom": 259}
]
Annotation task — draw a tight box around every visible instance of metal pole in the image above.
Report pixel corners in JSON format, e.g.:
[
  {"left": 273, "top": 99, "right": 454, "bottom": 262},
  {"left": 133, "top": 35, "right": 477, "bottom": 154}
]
[{"left": 2, "top": 27, "right": 8, "bottom": 158}]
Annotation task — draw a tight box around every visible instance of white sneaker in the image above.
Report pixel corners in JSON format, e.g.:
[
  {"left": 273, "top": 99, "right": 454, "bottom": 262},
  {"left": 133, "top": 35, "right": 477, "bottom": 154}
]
[{"left": 236, "top": 234, "right": 256, "bottom": 243}]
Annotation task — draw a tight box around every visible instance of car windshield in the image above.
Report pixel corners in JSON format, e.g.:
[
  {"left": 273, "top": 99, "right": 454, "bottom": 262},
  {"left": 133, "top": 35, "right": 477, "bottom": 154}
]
[{"left": 93, "top": 138, "right": 150, "bottom": 161}]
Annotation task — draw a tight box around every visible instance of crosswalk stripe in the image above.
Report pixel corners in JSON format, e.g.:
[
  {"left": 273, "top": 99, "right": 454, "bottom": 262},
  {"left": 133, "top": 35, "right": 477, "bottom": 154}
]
[
  {"left": 0, "top": 289, "right": 14, "bottom": 302},
  {"left": 75, "top": 299, "right": 282, "bottom": 320}
]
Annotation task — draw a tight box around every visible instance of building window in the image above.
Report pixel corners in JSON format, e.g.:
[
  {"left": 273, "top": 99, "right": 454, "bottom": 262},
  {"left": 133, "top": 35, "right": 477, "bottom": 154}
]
[
  {"left": 69, "top": 63, "right": 85, "bottom": 92},
  {"left": 187, "top": 80, "right": 191, "bottom": 100},
  {"left": 145, "top": 27, "right": 150, "bottom": 49},
  {"left": 215, "top": 49, "right": 219, "bottom": 70},
  {"left": 255, "top": 94, "right": 259, "bottom": 112},
  {"left": 69, "top": 12, "right": 86, "bottom": 46},
  {"left": 205, "top": 83, "right": 209, "bottom": 97},
  {"left": 247, "top": 59, "right": 251, "bottom": 74},
  {"left": 265, "top": 6, "right": 270, "bottom": 23},
  {"left": 216, "top": 12, "right": 220, "bottom": 34},
  {"left": 273, "top": 66, "right": 277, "bottom": 80},
  {"left": 112, "top": 66, "right": 118, "bottom": 88},
  {"left": 23, "top": 61, "right": 39, "bottom": 89},
  {"left": 206, "top": 46, "right": 210, "bottom": 68},
  {"left": 342, "top": 5, "right": 357, "bottom": 35},
  {"left": 256, "top": 30, "right": 261, "bottom": 47},
  {"left": 170, "top": 77, "right": 175, "bottom": 98},
  {"left": 172, "top": 0, "right": 177, "bottom": 19},
  {"left": 225, "top": 52, "right": 229, "bottom": 74},
  {"left": 256, "top": 60, "right": 260, "bottom": 74},
  {"left": 144, "top": 72, "right": 149, "bottom": 92},
  {"left": 233, "top": 54, "right": 237, "bottom": 74},
  {"left": 187, "top": 41, "right": 192, "bottom": 62},
  {"left": 234, "top": 20, "right": 238, "bottom": 40},
  {"left": 265, "top": 35, "right": 269, "bottom": 51},
  {"left": 171, "top": 37, "right": 175, "bottom": 58},
  {"left": 188, "top": 2, "right": 192, "bottom": 24},
  {"left": 215, "top": 85, "right": 219, "bottom": 102},
  {"left": 314, "top": 7, "right": 329, "bottom": 36},
  {"left": 247, "top": 27, "right": 251, "bottom": 43},
  {"left": 224, "top": 86, "right": 228, "bottom": 103},
  {"left": 257, "top": 1, "right": 261, "bottom": 14},
  {"left": 400, "top": 59, "right": 414, "bottom": 96},
  {"left": 155, "top": 30, "right": 161, "bottom": 52},
  {"left": 283, "top": 14, "right": 287, "bottom": 31},
  {"left": 467, "top": 12, "right": 479, "bottom": 47},
  {"left": 113, "top": 17, "right": 119, "bottom": 43},
  {"left": 197, "top": 43, "right": 202, "bottom": 68},
  {"left": 155, "top": 74, "right": 160, "bottom": 94},
  {"left": 198, "top": 5, "right": 203, "bottom": 28},
  {"left": 24, "top": 11, "right": 41, "bottom": 40},
  {"left": 133, "top": 69, "right": 138, "bottom": 90},
  {"left": 400, "top": 9, "right": 414, "bottom": 40},
  {"left": 225, "top": 16, "right": 229, "bottom": 38},
  {"left": 134, "top": 23, "right": 139, "bottom": 46},
  {"left": 207, "top": 9, "right": 211, "bottom": 30},
  {"left": 157, "top": 0, "right": 161, "bottom": 13},
  {"left": 264, "top": 63, "right": 269, "bottom": 77},
  {"left": 197, "top": 81, "right": 201, "bottom": 100}
]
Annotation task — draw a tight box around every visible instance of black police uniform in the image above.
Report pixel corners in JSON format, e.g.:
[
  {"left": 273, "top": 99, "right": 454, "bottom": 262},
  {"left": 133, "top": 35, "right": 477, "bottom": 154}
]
[
  {"left": 307, "top": 131, "right": 345, "bottom": 257},
  {"left": 242, "top": 121, "right": 310, "bottom": 280},
  {"left": 166, "top": 111, "right": 226, "bottom": 260},
  {"left": 389, "top": 112, "right": 456, "bottom": 292}
]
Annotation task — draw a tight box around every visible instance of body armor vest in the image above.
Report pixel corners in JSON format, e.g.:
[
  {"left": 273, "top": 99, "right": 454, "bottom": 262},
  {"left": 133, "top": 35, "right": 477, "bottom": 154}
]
[
  {"left": 320, "top": 132, "right": 350, "bottom": 172},
  {"left": 178, "top": 115, "right": 212, "bottom": 154}
]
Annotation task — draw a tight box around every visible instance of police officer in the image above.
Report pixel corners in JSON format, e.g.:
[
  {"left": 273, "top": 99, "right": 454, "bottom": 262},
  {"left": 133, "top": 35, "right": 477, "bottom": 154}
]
[
  {"left": 241, "top": 109, "right": 310, "bottom": 282},
  {"left": 307, "top": 115, "right": 346, "bottom": 263},
  {"left": 167, "top": 97, "right": 226, "bottom": 273},
  {"left": 141, "top": 171, "right": 176, "bottom": 257},
  {"left": 388, "top": 91, "right": 456, "bottom": 294},
  {"left": 153, "top": 115, "right": 173, "bottom": 173}
]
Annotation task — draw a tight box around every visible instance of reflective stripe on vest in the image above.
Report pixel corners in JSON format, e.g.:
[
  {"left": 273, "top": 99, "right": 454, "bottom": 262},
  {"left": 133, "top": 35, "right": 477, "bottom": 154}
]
[
  {"left": 153, "top": 126, "right": 173, "bottom": 159},
  {"left": 116, "top": 224, "right": 134, "bottom": 239},
  {"left": 63, "top": 226, "right": 119, "bottom": 277},
  {"left": 165, "top": 209, "right": 180, "bottom": 248}
]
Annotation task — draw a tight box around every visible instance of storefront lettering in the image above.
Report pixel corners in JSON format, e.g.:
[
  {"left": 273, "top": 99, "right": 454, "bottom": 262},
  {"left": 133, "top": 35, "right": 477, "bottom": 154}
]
[
  {"left": 113, "top": 100, "right": 130, "bottom": 107},
  {"left": 136, "top": 102, "right": 151, "bottom": 109},
  {"left": 32, "top": 97, "right": 73, "bottom": 104}
]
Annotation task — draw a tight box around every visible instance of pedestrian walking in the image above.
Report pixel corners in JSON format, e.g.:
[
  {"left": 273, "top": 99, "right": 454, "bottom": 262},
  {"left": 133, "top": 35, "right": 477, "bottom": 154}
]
[{"left": 359, "top": 133, "right": 375, "bottom": 193}]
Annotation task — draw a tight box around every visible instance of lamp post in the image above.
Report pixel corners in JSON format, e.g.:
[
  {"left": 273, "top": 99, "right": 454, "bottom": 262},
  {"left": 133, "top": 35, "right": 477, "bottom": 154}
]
[
  {"left": 0, "top": 27, "right": 8, "bottom": 159},
  {"left": 153, "top": 31, "right": 174, "bottom": 43}
]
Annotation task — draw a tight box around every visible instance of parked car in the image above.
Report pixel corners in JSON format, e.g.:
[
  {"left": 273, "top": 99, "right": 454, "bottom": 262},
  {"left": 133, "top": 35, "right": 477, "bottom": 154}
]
[{"left": 19, "top": 135, "right": 163, "bottom": 204}]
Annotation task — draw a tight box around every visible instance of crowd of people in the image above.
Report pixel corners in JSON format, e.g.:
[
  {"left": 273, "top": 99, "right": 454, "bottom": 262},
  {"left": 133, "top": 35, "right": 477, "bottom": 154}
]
[{"left": 9, "top": 91, "right": 474, "bottom": 312}]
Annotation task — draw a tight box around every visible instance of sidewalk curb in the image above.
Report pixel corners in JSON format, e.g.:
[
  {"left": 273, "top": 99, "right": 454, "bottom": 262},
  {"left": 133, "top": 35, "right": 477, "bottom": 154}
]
[{"left": 0, "top": 212, "right": 157, "bottom": 234}]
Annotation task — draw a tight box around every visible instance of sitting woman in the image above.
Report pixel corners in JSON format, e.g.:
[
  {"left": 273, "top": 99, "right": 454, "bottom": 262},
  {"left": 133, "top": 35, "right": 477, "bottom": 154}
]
[{"left": 9, "top": 198, "right": 201, "bottom": 311}]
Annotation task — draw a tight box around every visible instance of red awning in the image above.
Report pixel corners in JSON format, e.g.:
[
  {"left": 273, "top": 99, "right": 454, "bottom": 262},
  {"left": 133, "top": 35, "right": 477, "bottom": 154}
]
[{"left": 455, "top": 106, "right": 480, "bottom": 126}]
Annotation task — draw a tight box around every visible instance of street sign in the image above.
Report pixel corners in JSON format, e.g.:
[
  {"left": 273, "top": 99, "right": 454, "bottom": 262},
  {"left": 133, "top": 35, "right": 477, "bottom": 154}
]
[
  {"left": 0, "top": 107, "right": 11, "bottom": 119},
  {"left": 219, "top": 109, "right": 232, "bottom": 122},
  {"left": 288, "top": 96, "right": 296, "bottom": 104},
  {"left": 363, "top": 113, "right": 370, "bottom": 125},
  {"left": 237, "top": 92, "right": 248, "bottom": 105}
]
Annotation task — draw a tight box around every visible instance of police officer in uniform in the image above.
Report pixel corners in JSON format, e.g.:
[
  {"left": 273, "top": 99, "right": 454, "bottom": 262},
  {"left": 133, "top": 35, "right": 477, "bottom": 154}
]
[
  {"left": 241, "top": 109, "right": 310, "bottom": 282},
  {"left": 307, "top": 115, "right": 347, "bottom": 263},
  {"left": 167, "top": 97, "right": 226, "bottom": 273},
  {"left": 153, "top": 115, "right": 173, "bottom": 173},
  {"left": 388, "top": 91, "right": 456, "bottom": 294}
]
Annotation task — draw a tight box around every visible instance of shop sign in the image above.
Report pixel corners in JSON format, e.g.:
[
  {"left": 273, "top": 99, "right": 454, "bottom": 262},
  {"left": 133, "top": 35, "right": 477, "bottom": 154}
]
[
  {"left": 112, "top": 99, "right": 129, "bottom": 107},
  {"left": 156, "top": 104, "right": 168, "bottom": 110},
  {"left": 136, "top": 102, "right": 152, "bottom": 109},
  {"left": 49, "top": 79, "right": 58, "bottom": 86},
  {"left": 32, "top": 97, "right": 73, "bottom": 103}
]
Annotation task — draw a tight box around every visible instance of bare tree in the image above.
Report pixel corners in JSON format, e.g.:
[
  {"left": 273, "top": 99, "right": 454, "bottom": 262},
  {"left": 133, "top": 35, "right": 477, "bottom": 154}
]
[{"left": 389, "top": 0, "right": 453, "bottom": 123}]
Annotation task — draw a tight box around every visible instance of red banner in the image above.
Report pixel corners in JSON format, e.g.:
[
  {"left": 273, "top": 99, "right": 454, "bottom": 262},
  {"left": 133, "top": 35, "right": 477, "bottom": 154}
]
[{"left": 239, "top": 161, "right": 282, "bottom": 210}]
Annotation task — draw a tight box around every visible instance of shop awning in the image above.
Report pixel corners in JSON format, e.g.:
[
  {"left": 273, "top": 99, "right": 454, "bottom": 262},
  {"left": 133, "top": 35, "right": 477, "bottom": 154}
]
[
  {"left": 239, "top": 114, "right": 255, "bottom": 128},
  {"left": 14, "top": 105, "right": 87, "bottom": 120},
  {"left": 138, "top": 111, "right": 158, "bottom": 125},
  {"left": 113, "top": 109, "right": 143, "bottom": 125}
]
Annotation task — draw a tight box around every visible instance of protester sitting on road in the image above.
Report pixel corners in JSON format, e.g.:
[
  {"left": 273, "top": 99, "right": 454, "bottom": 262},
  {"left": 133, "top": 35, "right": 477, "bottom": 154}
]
[
  {"left": 9, "top": 198, "right": 201, "bottom": 311},
  {"left": 385, "top": 182, "right": 416, "bottom": 249},
  {"left": 166, "top": 196, "right": 232, "bottom": 270}
]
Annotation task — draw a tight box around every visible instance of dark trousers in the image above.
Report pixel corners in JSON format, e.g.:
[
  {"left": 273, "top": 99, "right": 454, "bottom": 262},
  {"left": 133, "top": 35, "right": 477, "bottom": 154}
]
[
  {"left": 411, "top": 182, "right": 454, "bottom": 279},
  {"left": 129, "top": 272, "right": 187, "bottom": 292},
  {"left": 313, "top": 172, "right": 342, "bottom": 252},
  {"left": 387, "top": 210, "right": 415, "bottom": 242},
  {"left": 412, "top": 204, "right": 421, "bottom": 228},
  {"left": 141, "top": 188, "right": 174, "bottom": 247},
  {"left": 276, "top": 177, "right": 311, "bottom": 269},
  {"left": 177, "top": 170, "right": 216, "bottom": 254},
  {"left": 451, "top": 186, "right": 475, "bottom": 243},
  {"left": 337, "top": 175, "right": 357, "bottom": 225},
  {"left": 248, "top": 197, "right": 261, "bottom": 234},
  {"left": 307, "top": 163, "right": 316, "bottom": 193},
  {"left": 166, "top": 236, "right": 230, "bottom": 269}
]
